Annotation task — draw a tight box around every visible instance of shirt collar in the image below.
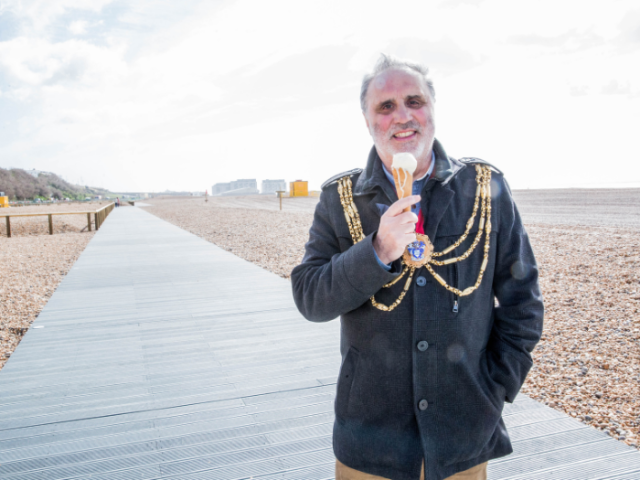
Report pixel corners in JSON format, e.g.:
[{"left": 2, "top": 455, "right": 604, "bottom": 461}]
[
  {"left": 352, "top": 139, "right": 460, "bottom": 197},
  {"left": 381, "top": 151, "right": 436, "bottom": 187}
]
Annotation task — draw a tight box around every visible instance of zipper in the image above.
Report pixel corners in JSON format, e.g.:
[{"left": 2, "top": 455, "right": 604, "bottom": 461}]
[{"left": 452, "top": 263, "right": 459, "bottom": 313}]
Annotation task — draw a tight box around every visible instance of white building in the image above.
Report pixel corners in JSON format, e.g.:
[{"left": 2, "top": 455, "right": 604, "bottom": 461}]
[
  {"left": 26, "top": 169, "right": 52, "bottom": 178},
  {"left": 212, "top": 179, "right": 259, "bottom": 196},
  {"left": 261, "top": 179, "right": 287, "bottom": 194}
]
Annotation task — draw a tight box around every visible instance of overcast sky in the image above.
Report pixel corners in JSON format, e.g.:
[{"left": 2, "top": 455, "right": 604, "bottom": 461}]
[{"left": 0, "top": 0, "right": 638, "bottom": 192}]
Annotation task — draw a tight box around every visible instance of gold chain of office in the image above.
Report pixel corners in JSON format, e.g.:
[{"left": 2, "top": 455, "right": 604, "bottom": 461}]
[{"left": 337, "top": 164, "right": 493, "bottom": 312}]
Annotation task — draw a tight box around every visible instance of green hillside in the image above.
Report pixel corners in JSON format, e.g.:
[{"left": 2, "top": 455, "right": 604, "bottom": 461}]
[{"left": 0, "top": 168, "right": 108, "bottom": 201}]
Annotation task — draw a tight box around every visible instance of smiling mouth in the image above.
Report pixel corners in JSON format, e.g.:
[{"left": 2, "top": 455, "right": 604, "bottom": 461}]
[{"left": 393, "top": 130, "right": 417, "bottom": 139}]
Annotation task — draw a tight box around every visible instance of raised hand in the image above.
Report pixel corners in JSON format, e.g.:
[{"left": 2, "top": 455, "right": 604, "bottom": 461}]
[{"left": 373, "top": 195, "right": 421, "bottom": 265}]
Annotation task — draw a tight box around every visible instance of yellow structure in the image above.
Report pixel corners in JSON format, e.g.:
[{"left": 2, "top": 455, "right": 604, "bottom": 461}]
[
  {"left": 0, "top": 196, "right": 8, "bottom": 208},
  {"left": 289, "top": 180, "right": 308, "bottom": 197}
]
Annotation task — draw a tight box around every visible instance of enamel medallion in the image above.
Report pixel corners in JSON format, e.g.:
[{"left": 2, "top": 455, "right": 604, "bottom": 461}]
[{"left": 403, "top": 234, "right": 434, "bottom": 268}]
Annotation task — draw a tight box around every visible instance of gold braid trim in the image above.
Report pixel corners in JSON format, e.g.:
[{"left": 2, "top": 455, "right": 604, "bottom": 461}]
[{"left": 337, "top": 165, "right": 492, "bottom": 311}]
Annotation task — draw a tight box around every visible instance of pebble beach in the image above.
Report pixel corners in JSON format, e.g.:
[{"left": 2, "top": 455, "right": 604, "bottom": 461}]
[
  {"left": 144, "top": 194, "right": 640, "bottom": 449},
  {"left": 1, "top": 193, "right": 638, "bottom": 451}
]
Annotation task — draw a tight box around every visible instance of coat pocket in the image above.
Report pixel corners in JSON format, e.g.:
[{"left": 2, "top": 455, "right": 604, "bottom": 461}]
[
  {"left": 433, "top": 350, "right": 506, "bottom": 465},
  {"left": 335, "top": 346, "right": 359, "bottom": 419},
  {"left": 435, "top": 401, "right": 505, "bottom": 466},
  {"left": 479, "top": 349, "right": 508, "bottom": 410}
]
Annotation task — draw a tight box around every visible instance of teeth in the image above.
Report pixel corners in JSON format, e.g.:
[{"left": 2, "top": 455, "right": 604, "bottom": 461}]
[{"left": 394, "top": 131, "right": 414, "bottom": 138}]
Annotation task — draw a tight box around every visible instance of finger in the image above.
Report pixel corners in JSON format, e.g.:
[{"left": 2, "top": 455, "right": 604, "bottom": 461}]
[
  {"left": 385, "top": 211, "right": 418, "bottom": 227},
  {"left": 381, "top": 213, "right": 418, "bottom": 235},
  {"left": 385, "top": 195, "right": 421, "bottom": 217},
  {"left": 403, "top": 233, "right": 418, "bottom": 246},
  {"left": 397, "top": 211, "right": 419, "bottom": 225}
]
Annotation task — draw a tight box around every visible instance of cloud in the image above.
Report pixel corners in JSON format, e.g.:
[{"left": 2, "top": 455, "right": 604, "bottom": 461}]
[
  {"left": 570, "top": 85, "right": 589, "bottom": 97},
  {"left": 0, "top": 37, "right": 126, "bottom": 92},
  {"left": 215, "top": 45, "right": 359, "bottom": 108},
  {"left": 0, "top": 0, "right": 114, "bottom": 31},
  {"left": 68, "top": 19, "right": 87, "bottom": 35},
  {"left": 602, "top": 79, "right": 632, "bottom": 96},
  {"left": 618, "top": 9, "right": 640, "bottom": 44},
  {"left": 384, "top": 37, "right": 484, "bottom": 76},
  {"left": 124, "top": 44, "right": 361, "bottom": 147},
  {"left": 0, "top": 9, "right": 21, "bottom": 41},
  {"left": 441, "top": 0, "right": 484, "bottom": 7},
  {"left": 2, "top": 0, "right": 640, "bottom": 192},
  {"left": 508, "top": 29, "right": 604, "bottom": 52}
]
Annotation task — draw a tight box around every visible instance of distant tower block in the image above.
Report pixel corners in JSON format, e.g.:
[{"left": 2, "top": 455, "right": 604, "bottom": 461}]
[
  {"left": 261, "top": 179, "right": 287, "bottom": 195},
  {"left": 212, "top": 179, "right": 259, "bottom": 196},
  {"left": 289, "top": 180, "right": 308, "bottom": 197},
  {"left": 212, "top": 182, "right": 231, "bottom": 196}
]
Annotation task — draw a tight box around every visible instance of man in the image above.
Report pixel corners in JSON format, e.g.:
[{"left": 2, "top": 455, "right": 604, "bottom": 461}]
[{"left": 291, "top": 54, "right": 543, "bottom": 480}]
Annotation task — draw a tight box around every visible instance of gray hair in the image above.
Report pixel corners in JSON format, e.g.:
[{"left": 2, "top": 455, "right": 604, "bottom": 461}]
[{"left": 360, "top": 53, "right": 435, "bottom": 111}]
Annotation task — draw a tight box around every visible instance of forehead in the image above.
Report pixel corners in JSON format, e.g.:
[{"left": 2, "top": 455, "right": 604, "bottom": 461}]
[{"left": 367, "top": 68, "right": 429, "bottom": 104}]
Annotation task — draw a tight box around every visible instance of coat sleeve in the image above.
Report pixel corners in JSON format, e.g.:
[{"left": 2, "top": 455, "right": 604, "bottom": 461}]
[
  {"left": 291, "top": 187, "right": 400, "bottom": 322},
  {"left": 486, "top": 175, "right": 544, "bottom": 403}
]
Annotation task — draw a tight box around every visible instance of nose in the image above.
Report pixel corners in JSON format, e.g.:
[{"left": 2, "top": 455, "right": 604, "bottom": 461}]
[{"left": 394, "top": 102, "right": 412, "bottom": 123}]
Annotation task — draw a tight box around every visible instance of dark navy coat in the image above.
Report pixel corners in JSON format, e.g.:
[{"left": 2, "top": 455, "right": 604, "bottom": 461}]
[{"left": 291, "top": 139, "right": 544, "bottom": 480}]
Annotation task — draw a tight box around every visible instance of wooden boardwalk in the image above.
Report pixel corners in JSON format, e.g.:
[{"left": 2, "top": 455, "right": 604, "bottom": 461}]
[{"left": 0, "top": 207, "right": 638, "bottom": 479}]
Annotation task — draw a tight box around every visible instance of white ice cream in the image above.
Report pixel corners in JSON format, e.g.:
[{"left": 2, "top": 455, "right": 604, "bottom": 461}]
[{"left": 392, "top": 153, "right": 417, "bottom": 174}]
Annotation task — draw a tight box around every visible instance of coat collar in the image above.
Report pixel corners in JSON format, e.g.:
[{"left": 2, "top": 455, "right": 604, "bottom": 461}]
[
  {"left": 352, "top": 138, "right": 464, "bottom": 198},
  {"left": 352, "top": 139, "right": 463, "bottom": 238}
]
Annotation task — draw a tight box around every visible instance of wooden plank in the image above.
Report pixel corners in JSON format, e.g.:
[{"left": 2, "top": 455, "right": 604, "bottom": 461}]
[{"left": 0, "top": 207, "right": 637, "bottom": 480}]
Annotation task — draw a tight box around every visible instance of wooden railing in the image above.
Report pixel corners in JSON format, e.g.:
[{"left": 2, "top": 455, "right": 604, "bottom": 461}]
[{"left": 1, "top": 203, "right": 115, "bottom": 238}]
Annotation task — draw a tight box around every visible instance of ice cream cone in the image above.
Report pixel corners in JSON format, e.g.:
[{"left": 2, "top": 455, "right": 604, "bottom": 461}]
[{"left": 392, "top": 153, "right": 417, "bottom": 212}]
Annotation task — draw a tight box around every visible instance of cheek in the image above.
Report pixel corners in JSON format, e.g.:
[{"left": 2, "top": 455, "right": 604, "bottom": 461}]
[
  {"left": 416, "top": 110, "right": 434, "bottom": 129},
  {"left": 373, "top": 118, "right": 393, "bottom": 136}
]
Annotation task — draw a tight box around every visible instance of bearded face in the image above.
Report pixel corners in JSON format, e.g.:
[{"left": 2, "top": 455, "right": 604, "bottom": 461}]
[{"left": 363, "top": 68, "right": 435, "bottom": 178}]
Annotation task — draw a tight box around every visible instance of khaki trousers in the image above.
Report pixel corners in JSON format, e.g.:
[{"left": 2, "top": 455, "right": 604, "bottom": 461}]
[{"left": 335, "top": 459, "right": 488, "bottom": 480}]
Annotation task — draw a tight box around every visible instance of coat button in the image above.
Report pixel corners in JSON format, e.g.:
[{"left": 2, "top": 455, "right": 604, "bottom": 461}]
[
  {"left": 419, "top": 399, "right": 429, "bottom": 411},
  {"left": 416, "top": 276, "right": 427, "bottom": 287},
  {"left": 417, "top": 340, "right": 429, "bottom": 352}
]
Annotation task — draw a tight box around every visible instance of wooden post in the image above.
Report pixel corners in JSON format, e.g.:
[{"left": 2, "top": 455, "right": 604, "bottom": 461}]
[
  {"left": 5, "top": 216, "right": 10, "bottom": 238},
  {"left": 276, "top": 191, "right": 285, "bottom": 211},
  {"left": 95, "top": 212, "right": 99, "bottom": 230},
  {"left": 87, "top": 212, "right": 92, "bottom": 232},
  {"left": 48, "top": 214, "right": 53, "bottom": 235}
]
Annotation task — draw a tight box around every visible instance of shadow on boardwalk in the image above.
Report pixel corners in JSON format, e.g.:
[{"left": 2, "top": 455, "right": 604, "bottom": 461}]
[{"left": 0, "top": 207, "right": 638, "bottom": 479}]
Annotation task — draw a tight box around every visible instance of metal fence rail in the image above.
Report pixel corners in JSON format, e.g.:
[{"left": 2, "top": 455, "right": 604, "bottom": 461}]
[{"left": 1, "top": 203, "right": 115, "bottom": 237}]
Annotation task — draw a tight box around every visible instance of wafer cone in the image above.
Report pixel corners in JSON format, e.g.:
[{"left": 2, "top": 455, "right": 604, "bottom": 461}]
[{"left": 392, "top": 153, "right": 417, "bottom": 213}]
